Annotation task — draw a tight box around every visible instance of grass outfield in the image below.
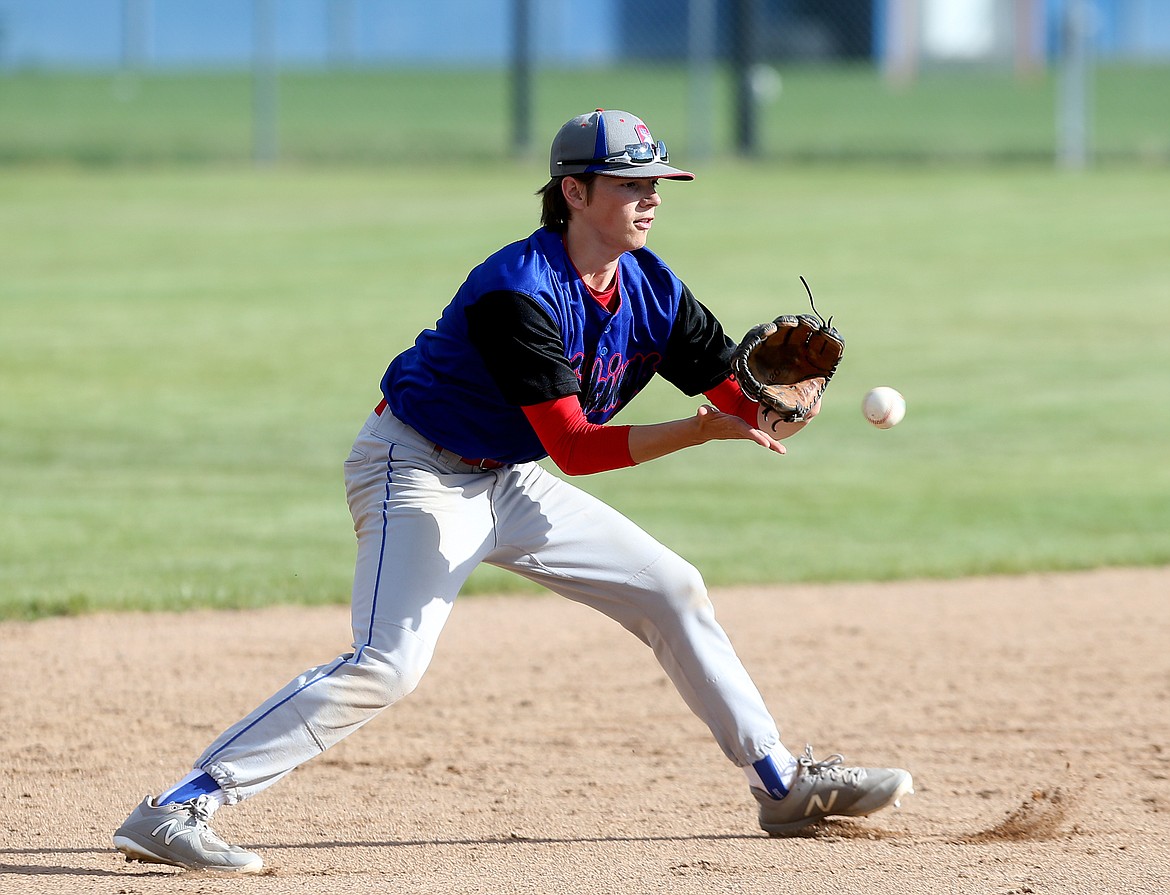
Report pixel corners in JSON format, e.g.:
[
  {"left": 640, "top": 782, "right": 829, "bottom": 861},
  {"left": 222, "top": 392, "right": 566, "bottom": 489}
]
[{"left": 2, "top": 163, "right": 1168, "bottom": 619}]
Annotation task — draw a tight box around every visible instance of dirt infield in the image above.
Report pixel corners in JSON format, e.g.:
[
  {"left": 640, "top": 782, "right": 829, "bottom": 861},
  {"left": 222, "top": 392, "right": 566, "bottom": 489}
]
[{"left": 2, "top": 567, "right": 1168, "bottom": 894}]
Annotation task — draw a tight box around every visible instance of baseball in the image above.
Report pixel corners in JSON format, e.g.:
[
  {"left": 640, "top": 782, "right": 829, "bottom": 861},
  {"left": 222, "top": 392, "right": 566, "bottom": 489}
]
[{"left": 862, "top": 387, "right": 906, "bottom": 429}]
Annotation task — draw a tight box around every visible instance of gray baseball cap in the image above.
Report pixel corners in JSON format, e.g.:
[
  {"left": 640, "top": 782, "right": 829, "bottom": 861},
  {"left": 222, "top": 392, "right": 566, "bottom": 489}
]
[{"left": 550, "top": 109, "right": 694, "bottom": 181}]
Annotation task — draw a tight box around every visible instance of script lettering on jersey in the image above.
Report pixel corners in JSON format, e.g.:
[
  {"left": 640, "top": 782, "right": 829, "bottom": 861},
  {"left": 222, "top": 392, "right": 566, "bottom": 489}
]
[{"left": 570, "top": 349, "right": 663, "bottom": 420}]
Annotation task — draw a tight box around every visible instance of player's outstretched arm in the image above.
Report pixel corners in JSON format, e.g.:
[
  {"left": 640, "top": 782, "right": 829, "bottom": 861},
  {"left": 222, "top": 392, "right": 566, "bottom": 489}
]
[
  {"left": 627, "top": 404, "right": 790, "bottom": 465},
  {"left": 523, "top": 393, "right": 819, "bottom": 474}
]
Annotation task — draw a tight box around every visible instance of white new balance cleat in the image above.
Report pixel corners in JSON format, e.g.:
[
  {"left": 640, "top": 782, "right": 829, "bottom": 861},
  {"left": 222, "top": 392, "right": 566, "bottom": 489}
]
[
  {"left": 113, "top": 795, "right": 264, "bottom": 873},
  {"left": 753, "top": 745, "right": 914, "bottom": 836}
]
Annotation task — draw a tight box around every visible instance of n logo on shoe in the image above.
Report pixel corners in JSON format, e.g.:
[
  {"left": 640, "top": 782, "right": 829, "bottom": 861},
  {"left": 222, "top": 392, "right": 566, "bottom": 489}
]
[
  {"left": 151, "top": 818, "right": 193, "bottom": 846},
  {"left": 805, "top": 788, "right": 839, "bottom": 816}
]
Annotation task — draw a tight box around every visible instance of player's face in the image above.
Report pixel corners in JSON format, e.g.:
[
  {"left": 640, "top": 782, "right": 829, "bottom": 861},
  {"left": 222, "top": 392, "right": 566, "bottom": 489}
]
[{"left": 574, "top": 176, "right": 662, "bottom": 255}]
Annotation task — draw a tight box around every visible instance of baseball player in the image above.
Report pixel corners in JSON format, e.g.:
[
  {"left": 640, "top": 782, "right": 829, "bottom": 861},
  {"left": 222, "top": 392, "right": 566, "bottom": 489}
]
[{"left": 113, "top": 109, "right": 912, "bottom": 873}]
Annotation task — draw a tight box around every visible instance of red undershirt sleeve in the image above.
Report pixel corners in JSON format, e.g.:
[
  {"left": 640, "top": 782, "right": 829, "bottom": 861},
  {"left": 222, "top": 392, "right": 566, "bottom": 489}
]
[
  {"left": 523, "top": 377, "right": 755, "bottom": 476},
  {"left": 704, "top": 375, "right": 759, "bottom": 426},
  {"left": 522, "top": 395, "right": 635, "bottom": 476}
]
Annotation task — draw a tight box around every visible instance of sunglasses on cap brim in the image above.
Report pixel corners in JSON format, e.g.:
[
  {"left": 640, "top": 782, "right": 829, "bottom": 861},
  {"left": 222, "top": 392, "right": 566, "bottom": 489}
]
[{"left": 557, "top": 140, "right": 669, "bottom": 168}]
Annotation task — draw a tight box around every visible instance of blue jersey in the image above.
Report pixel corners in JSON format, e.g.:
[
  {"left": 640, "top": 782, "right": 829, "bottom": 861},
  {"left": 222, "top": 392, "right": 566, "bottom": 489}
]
[{"left": 382, "top": 227, "right": 734, "bottom": 464}]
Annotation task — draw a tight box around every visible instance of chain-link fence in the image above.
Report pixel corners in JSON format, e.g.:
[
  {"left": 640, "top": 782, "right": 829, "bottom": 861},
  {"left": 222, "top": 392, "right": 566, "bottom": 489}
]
[{"left": 0, "top": 0, "right": 1166, "bottom": 166}]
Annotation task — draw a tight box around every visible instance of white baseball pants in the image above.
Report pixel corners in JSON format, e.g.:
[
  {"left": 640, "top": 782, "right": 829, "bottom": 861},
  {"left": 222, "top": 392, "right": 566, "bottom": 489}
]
[{"left": 198, "top": 408, "right": 781, "bottom": 802}]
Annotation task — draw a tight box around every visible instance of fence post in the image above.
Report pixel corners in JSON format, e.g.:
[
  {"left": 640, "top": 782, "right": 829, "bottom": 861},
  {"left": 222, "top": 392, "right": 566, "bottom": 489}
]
[
  {"left": 253, "top": 0, "right": 279, "bottom": 165},
  {"left": 327, "top": 0, "right": 357, "bottom": 68},
  {"left": 882, "top": 0, "right": 920, "bottom": 87},
  {"left": 511, "top": 0, "right": 533, "bottom": 157},
  {"left": 688, "top": 0, "right": 716, "bottom": 160},
  {"left": 1057, "top": 0, "right": 1093, "bottom": 170},
  {"left": 121, "top": 0, "right": 151, "bottom": 71},
  {"left": 731, "top": 0, "right": 761, "bottom": 157}
]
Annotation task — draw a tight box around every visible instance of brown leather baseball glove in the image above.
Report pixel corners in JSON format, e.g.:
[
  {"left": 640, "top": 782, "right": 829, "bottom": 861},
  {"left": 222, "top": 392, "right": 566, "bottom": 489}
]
[{"left": 730, "top": 279, "right": 844, "bottom": 426}]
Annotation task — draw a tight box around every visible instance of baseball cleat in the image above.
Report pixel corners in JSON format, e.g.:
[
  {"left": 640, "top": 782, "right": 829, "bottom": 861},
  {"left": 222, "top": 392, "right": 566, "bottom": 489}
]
[
  {"left": 113, "top": 795, "right": 264, "bottom": 873},
  {"left": 752, "top": 745, "right": 914, "bottom": 836}
]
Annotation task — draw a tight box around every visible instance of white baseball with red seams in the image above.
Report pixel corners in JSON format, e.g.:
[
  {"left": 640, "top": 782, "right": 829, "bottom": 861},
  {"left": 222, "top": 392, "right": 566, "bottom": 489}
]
[{"left": 862, "top": 387, "right": 906, "bottom": 429}]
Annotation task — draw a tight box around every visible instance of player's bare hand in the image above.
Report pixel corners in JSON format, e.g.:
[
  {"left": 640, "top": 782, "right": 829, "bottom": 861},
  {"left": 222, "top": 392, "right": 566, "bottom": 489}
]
[{"left": 695, "top": 404, "right": 786, "bottom": 454}]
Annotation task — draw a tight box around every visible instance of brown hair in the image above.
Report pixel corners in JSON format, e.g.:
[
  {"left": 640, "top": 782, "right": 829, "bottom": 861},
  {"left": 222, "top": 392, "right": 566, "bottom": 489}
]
[{"left": 537, "top": 174, "right": 597, "bottom": 233}]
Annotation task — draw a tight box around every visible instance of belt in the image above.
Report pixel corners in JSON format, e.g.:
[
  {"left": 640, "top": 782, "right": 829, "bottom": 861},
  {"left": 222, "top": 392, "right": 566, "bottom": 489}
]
[{"left": 374, "top": 398, "right": 506, "bottom": 471}]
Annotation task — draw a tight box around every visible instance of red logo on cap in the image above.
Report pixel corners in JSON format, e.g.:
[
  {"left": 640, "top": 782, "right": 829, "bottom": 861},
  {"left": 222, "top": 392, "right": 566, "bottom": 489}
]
[{"left": 634, "top": 123, "right": 651, "bottom": 144}]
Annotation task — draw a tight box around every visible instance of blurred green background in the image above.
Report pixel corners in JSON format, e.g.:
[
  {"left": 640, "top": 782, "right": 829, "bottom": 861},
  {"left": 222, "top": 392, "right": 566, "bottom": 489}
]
[
  {"left": 2, "top": 56, "right": 1169, "bottom": 619},
  {"left": 2, "top": 64, "right": 1168, "bottom": 165}
]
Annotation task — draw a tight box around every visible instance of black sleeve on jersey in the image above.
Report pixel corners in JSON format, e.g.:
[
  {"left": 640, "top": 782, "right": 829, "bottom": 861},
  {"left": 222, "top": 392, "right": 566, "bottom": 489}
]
[
  {"left": 464, "top": 290, "right": 582, "bottom": 406},
  {"left": 656, "top": 283, "right": 738, "bottom": 396}
]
